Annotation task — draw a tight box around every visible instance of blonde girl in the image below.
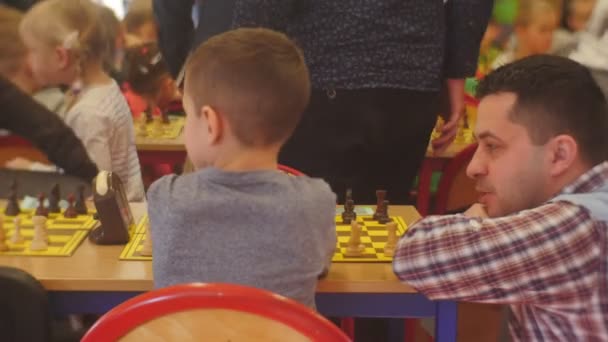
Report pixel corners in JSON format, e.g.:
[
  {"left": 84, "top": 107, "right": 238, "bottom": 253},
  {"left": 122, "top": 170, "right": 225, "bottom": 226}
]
[{"left": 20, "top": 0, "right": 144, "bottom": 201}]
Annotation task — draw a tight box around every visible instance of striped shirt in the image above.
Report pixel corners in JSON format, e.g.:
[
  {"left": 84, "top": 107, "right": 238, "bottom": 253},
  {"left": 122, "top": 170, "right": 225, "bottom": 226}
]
[
  {"left": 394, "top": 162, "right": 608, "bottom": 341},
  {"left": 60, "top": 81, "right": 144, "bottom": 201}
]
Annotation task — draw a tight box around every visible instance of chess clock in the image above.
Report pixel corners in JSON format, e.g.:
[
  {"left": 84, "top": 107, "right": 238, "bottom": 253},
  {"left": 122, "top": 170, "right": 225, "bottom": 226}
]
[{"left": 89, "top": 171, "right": 134, "bottom": 245}]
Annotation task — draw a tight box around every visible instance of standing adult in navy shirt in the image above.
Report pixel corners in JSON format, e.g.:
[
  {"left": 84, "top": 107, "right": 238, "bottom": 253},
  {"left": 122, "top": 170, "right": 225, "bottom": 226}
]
[{"left": 154, "top": 0, "right": 493, "bottom": 204}]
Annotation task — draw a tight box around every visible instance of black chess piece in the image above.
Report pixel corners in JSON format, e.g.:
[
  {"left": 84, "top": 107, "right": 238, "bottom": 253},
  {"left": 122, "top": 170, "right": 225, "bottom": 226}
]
[
  {"left": 48, "top": 184, "right": 61, "bottom": 213},
  {"left": 64, "top": 194, "right": 78, "bottom": 218},
  {"left": 35, "top": 193, "right": 48, "bottom": 217},
  {"left": 4, "top": 179, "right": 20, "bottom": 216},
  {"left": 378, "top": 200, "right": 392, "bottom": 224},
  {"left": 373, "top": 190, "right": 387, "bottom": 220},
  {"left": 161, "top": 111, "right": 170, "bottom": 124},
  {"left": 74, "top": 185, "right": 87, "bottom": 215},
  {"left": 145, "top": 108, "right": 153, "bottom": 123},
  {"left": 342, "top": 199, "right": 357, "bottom": 224},
  {"left": 343, "top": 188, "right": 353, "bottom": 214}
]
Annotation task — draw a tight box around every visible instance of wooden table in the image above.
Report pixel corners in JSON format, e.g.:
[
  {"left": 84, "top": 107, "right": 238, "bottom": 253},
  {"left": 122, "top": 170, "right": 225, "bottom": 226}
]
[
  {"left": 135, "top": 133, "right": 187, "bottom": 167},
  {"left": 0, "top": 203, "right": 458, "bottom": 342}
]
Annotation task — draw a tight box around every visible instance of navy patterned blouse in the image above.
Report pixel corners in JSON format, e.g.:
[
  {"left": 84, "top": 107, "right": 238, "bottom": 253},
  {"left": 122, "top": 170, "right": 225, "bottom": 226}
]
[{"left": 232, "top": 0, "right": 493, "bottom": 91}]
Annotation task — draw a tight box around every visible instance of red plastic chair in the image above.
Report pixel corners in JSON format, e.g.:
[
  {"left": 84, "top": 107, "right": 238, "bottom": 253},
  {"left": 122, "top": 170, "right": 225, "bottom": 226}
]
[
  {"left": 81, "top": 283, "right": 351, "bottom": 342},
  {"left": 277, "top": 164, "right": 306, "bottom": 176},
  {"left": 0, "top": 134, "right": 51, "bottom": 166}
]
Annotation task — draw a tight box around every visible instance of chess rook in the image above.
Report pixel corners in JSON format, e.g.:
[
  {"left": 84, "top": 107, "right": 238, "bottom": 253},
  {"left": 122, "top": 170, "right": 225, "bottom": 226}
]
[{"left": 373, "top": 190, "right": 387, "bottom": 220}]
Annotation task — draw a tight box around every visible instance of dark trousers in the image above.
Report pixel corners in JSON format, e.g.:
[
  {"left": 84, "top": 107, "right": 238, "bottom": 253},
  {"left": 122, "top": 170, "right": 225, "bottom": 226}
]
[{"left": 280, "top": 88, "right": 439, "bottom": 205}]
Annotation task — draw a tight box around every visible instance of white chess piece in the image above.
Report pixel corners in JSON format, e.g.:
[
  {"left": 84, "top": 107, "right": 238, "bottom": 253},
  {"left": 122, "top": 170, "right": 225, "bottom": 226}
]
[
  {"left": 140, "top": 221, "right": 153, "bottom": 256},
  {"left": 345, "top": 221, "right": 365, "bottom": 257},
  {"left": 30, "top": 216, "right": 48, "bottom": 251},
  {"left": 10, "top": 216, "right": 24, "bottom": 244},
  {"left": 384, "top": 222, "right": 398, "bottom": 257},
  {"left": 0, "top": 215, "right": 8, "bottom": 251}
]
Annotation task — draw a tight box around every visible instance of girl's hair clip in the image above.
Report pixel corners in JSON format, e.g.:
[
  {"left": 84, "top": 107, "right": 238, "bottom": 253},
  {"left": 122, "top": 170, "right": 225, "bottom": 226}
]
[
  {"left": 151, "top": 52, "right": 162, "bottom": 66},
  {"left": 63, "top": 30, "right": 80, "bottom": 49},
  {"left": 138, "top": 65, "right": 149, "bottom": 75},
  {"left": 71, "top": 79, "right": 83, "bottom": 95}
]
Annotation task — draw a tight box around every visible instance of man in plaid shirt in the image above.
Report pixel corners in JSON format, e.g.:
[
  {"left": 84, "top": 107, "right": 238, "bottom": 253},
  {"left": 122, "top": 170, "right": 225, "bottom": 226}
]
[{"left": 394, "top": 55, "right": 608, "bottom": 341}]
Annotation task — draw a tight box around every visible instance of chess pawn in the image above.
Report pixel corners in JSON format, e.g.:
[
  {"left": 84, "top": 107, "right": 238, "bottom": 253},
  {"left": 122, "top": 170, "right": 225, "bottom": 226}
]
[
  {"left": 384, "top": 222, "right": 398, "bottom": 257},
  {"left": 140, "top": 222, "right": 153, "bottom": 256},
  {"left": 64, "top": 194, "right": 78, "bottom": 218},
  {"left": 10, "top": 217, "right": 24, "bottom": 244},
  {"left": 30, "top": 216, "right": 48, "bottom": 251},
  {"left": 344, "top": 221, "right": 365, "bottom": 257},
  {"left": 35, "top": 193, "right": 49, "bottom": 217},
  {"left": 0, "top": 216, "right": 8, "bottom": 251}
]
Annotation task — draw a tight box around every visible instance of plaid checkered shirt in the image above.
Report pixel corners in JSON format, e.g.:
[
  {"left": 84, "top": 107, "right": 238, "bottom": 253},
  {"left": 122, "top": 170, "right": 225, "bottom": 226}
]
[{"left": 393, "top": 161, "right": 608, "bottom": 341}]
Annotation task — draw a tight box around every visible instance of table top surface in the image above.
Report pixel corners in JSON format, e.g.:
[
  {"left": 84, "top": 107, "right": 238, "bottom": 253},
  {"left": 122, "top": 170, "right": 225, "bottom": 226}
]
[
  {"left": 135, "top": 132, "right": 186, "bottom": 152},
  {"left": 0, "top": 202, "right": 421, "bottom": 294}
]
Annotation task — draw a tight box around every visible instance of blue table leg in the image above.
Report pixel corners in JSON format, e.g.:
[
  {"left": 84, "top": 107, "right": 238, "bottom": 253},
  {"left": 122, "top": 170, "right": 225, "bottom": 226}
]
[{"left": 435, "top": 301, "right": 458, "bottom": 342}]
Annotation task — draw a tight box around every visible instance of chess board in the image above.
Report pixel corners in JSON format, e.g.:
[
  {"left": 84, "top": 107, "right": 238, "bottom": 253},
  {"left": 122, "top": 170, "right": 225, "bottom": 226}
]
[
  {"left": 137, "top": 116, "right": 184, "bottom": 139},
  {"left": 333, "top": 215, "right": 407, "bottom": 262},
  {"left": 119, "top": 215, "right": 150, "bottom": 260},
  {"left": 120, "top": 213, "right": 408, "bottom": 262},
  {"left": 0, "top": 209, "right": 97, "bottom": 256}
]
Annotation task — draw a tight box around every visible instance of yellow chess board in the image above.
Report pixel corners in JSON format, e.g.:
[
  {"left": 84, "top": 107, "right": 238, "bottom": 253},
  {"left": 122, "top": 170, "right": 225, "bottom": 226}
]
[
  {"left": 119, "top": 214, "right": 408, "bottom": 262},
  {"left": 138, "top": 116, "right": 184, "bottom": 139},
  {"left": 1, "top": 209, "right": 97, "bottom": 256},
  {"left": 333, "top": 215, "right": 407, "bottom": 262},
  {"left": 119, "top": 215, "right": 150, "bottom": 260}
]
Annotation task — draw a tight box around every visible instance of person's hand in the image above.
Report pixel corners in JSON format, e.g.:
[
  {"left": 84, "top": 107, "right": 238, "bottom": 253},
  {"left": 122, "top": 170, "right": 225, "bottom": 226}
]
[
  {"left": 432, "top": 78, "right": 466, "bottom": 154},
  {"left": 464, "top": 203, "right": 488, "bottom": 219},
  {"left": 5, "top": 157, "right": 34, "bottom": 170}
]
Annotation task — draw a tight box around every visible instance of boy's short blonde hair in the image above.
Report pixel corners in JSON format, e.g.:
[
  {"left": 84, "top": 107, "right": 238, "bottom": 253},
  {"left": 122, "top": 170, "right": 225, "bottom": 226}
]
[
  {"left": 516, "top": 0, "right": 561, "bottom": 26},
  {"left": 0, "top": 5, "right": 26, "bottom": 77},
  {"left": 20, "top": 0, "right": 107, "bottom": 65},
  {"left": 185, "top": 28, "right": 310, "bottom": 147}
]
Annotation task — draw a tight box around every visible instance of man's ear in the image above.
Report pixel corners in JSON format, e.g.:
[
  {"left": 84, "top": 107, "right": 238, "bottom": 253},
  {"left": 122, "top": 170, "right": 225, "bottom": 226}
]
[
  {"left": 547, "top": 134, "right": 578, "bottom": 177},
  {"left": 202, "top": 105, "right": 223, "bottom": 145}
]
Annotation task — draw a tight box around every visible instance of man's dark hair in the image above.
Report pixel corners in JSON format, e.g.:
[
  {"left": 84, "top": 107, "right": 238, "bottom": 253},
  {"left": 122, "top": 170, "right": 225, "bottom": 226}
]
[{"left": 477, "top": 55, "right": 608, "bottom": 165}]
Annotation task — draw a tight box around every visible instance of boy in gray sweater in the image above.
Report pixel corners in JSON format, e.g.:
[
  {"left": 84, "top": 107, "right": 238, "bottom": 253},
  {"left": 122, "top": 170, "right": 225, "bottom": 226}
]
[{"left": 147, "top": 28, "right": 337, "bottom": 308}]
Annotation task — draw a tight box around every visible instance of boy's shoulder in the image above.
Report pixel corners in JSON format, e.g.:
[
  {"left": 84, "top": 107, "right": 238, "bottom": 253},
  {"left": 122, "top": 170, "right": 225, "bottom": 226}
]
[{"left": 147, "top": 169, "right": 336, "bottom": 209}]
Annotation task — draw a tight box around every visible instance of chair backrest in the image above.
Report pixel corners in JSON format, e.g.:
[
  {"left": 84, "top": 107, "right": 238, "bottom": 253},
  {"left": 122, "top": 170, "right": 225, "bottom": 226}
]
[
  {"left": 0, "top": 267, "right": 50, "bottom": 342},
  {"left": 277, "top": 164, "right": 305, "bottom": 176},
  {"left": 433, "top": 143, "right": 479, "bottom": 215},
  {"left": 0, "top": 135, "right": 51, "bottom": 167},
  {"left": 82, "top": 283, "right": 351, "bottom": 342}
]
